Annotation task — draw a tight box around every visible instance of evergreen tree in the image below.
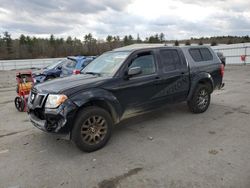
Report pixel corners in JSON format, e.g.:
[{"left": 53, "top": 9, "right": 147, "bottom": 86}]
[
  {"left": 113, "top": 36, "right": 120, "bottom": 42},
  {"left": 106, "top": 35, "right": 113, "bottom": 42},
  {"left": 148, "top": 34, "right": 160, "bottom": 43},
  {"left": 128, "top": 35, "right": 133, "bottom": 42},
  {"left": 1, "top": 31, "right": 250, "bottom": 60},
  {"left": 159, "top": 33, "right": 165, "bottom": 43},
  {"left": 3, "top": 31, "right": 13, "bottom": 55},
  {"left": 123, "top": 35, "right": 133, "bottom": 45},
  {"left": 136, "top": 34, "right": 141, "bottom": 43},
  {"left": 66, "top": 36, "right": 73, "bottom": 45},
  {"left": 19, "top": 34, "right": 26, "bottom": 45},
  {"left": 49, "top": 34, "right": 55, "bottom": 46}
]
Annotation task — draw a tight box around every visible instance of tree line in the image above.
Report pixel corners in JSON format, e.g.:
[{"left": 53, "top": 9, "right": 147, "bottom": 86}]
[{"left": 0, "top": 31, "right": 249, "bottom": 60}]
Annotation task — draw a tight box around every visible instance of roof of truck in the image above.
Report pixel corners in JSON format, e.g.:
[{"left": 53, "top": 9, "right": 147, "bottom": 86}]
[
  {"left": 113, "top": 44, "right": 167, "bottom": 51},
  {"left": 113, "top": 43, "right": 211, "bottom": 52}
]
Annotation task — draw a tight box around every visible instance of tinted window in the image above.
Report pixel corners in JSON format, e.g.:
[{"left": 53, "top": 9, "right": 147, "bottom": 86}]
[
  {"left": 189, "top": 49, "right": 203, "bottom": 62},
  {"left": 189, "top": 48, "right": 213, "bottom": 62},
  {"left": 160, "top": 50, "right": 181, "bottom": 71},
  {"left": 200, "top": 48, "right": 213, "bottom": 61},
  {"left": 129, "top": 54, "right": 156, "bottom": 76}
]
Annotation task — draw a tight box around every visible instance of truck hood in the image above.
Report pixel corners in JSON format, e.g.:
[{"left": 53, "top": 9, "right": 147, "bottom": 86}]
[{"left": 34, "top": 74, "right": 109, "bottom": 96}]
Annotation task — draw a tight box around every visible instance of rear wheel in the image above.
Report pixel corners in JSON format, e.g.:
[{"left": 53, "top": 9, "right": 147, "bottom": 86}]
[
  {"left": 187, "top": 84, "right": 211, "bottom": 113},
  {"left": 72, "top": 106, "right": 113, "bottom": 152},
  {"left": 14, "top": 96, "right": 25, "bottom": 112}
]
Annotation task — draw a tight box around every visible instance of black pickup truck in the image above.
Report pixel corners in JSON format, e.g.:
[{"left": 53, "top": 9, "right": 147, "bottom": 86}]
[{"left": 28, "top": 45, "right": 224, "bottom": 152}]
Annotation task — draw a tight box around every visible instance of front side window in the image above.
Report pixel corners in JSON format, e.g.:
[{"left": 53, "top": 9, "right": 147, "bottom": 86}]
[
  {"left": 82, "top": 51, "right": 130, "bottom": 76},
  {"left": 129, "top": 53, "right": 156, "bottom": 76}
]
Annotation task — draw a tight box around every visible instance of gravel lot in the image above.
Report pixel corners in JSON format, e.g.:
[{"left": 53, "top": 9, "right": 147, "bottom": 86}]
[{"left": 0, "top": 66, "right": 250, "bottom": 188}]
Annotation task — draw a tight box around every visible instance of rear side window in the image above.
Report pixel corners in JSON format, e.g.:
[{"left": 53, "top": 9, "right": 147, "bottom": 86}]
[
  {"left": 160, "top": 49, "right": 181, "bottom": 71},
  {"left": 189, "top": 48, "right": 213, "bottom": 62},
  {"left": 200, "top": 48, "right": 213, "bottom": 61}
]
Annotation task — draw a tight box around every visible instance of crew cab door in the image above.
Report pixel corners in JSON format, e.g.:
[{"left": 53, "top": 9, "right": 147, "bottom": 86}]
[
  {"left": 111, "top": 50, "right": 160, "bottom": 115},
  {"left": 153, "top": 48, "right": 190, "bottom": 102}
]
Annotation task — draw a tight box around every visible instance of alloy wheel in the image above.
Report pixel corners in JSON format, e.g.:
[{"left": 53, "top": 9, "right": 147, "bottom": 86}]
[
  {"left": 80, "top": 115, "right": 107, "bottom": 145},
  {"left": 197, "top": 89, "right": 209, "bottom": 109}
]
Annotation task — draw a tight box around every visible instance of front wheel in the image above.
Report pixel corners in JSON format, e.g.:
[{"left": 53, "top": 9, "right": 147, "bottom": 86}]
[
  {"left": 72, "top": 106, "right": 113, "bottom": 152},
  {"left": 187, "top": 84, "right": 211, "bottom": 113}
]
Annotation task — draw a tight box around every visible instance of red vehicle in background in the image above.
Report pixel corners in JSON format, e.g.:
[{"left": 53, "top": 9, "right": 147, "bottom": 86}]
[{"left": 14, "top": 71, "right": 34, "bottom": 112}]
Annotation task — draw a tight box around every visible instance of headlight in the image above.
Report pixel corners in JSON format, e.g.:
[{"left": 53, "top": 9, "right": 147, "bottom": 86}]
[{"left": 45, "top": 94, "right": 68, "bottom": 108}]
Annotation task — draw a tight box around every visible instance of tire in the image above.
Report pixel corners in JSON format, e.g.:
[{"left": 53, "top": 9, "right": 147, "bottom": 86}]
[
  {"left": 14, "top": 96, "right": 25, "bottom": 112},
  {"left": 72, "top": 106, "right": 114, "bottom": 152},
  {"left": 187, "top": 84, "right": 211, "bottom": 113}
]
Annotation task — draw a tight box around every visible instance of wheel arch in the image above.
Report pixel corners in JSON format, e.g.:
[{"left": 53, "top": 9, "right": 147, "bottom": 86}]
[
  {"left": 70, "top": 89, "right": 123, "bottom": 126},
  {"left": 76, "top": 99, "right": 120, "bottom": 124},
  {"left": 187, "top": 72, "right": 214, "bottom": 101}
]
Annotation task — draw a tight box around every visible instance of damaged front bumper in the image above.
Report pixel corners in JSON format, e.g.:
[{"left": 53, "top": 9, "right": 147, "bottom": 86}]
[{"left": 28, "top": 99, "right": 78, "bottom": 133}]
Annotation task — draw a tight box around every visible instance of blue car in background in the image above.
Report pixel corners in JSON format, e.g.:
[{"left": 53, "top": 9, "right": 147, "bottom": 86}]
[{"left": 33, "top": 56, "right": 95, "bottom": 83}]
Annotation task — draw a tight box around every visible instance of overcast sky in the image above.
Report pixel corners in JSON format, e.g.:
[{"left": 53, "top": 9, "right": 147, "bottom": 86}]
[{"left": 0, "top": 0, "right": 249, "bottom": 40}]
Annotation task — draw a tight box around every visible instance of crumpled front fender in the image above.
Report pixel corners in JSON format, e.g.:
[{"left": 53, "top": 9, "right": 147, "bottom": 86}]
[{"left": 70, "top": 88, "right": 123, "bottom": 123}]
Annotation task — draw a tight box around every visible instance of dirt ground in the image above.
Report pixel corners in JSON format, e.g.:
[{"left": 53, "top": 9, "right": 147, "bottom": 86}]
[{"left": 0, "top": 66, "right": 250, "bottom": 188}]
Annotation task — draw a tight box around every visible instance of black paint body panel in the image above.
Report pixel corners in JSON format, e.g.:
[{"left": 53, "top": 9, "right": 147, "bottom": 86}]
[{"left": 28, "top": 46, "right": 223, "bottom": 133}]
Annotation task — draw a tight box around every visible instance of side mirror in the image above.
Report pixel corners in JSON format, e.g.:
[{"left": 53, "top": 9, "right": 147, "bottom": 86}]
[
  {"left": 57, "top": 66, "right": 62, "bottom": 70},
  {"left": 127, "top": 67, "right": 142, "bottom": 77}
]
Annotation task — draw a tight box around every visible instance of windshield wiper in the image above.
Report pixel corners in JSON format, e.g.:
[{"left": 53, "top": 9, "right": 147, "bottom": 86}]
[{"left": 84, "top": 72, "right": 101, "bottom": 76}]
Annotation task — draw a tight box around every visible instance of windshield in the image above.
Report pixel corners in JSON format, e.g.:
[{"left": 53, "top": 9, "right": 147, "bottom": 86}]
[
  {"left": 45, "top": 59, "right": 64, "bottom": 69},
  {"left": 82, "top": 51, "right": 130, "bottom": 76}
]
